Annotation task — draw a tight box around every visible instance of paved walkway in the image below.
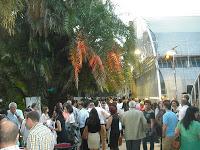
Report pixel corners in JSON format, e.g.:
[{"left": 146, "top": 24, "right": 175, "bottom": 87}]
[
  {"left": 101, "top": 139, "right": 161, "bottom": 150},
  {"left": 119, "top": 139, "right": 161, "bottom": 150}
]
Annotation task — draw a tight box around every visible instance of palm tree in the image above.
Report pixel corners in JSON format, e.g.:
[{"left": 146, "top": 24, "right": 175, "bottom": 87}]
[{"left": 0, "top": 0, "right": 139, "bottom": 106}]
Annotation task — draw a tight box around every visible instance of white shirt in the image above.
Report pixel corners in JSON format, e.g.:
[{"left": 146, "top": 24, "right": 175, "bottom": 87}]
[
  {"left": 117, "top": 103, "right": 123, "bottom": 110},
  {"left": 27, "top": 123, "right": 54, "bottom": 150},
  {"left": 20, "top": 119, "right": 30, "bottom": 145},
  {"left": 40, "top": 113, "right": 50, "bottom": 123},
  {"left": 7, "top": 109, "right": 24, "bottom": 129},
  {"left": 95, "top": 107, "right": 110, "bottom": 124},
  {"left": 66, "top": 113, "right": 75, "bottom": 124},
  {"left": 178, "top": 105, "right": 189, "bottom": 121}
]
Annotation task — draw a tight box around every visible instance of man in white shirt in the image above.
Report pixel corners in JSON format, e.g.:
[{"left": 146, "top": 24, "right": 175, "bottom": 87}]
[
  {"left": 94, "top": 101, "right": 110, "bottom": 150},
  {"left": 0, "top": 120, "right": 20, "bottom": 150},
  {"left": 178, "top": 96, "right": 189, "bottom": 121},
  {"left": 7, "top": 102, "right": 24, "bottom": 129},
  {"left": 26, "top": 111, "right": 54, "bottom": 150},
  {"left": 117, "top": 98, "right": 123, "bottom": 110}
]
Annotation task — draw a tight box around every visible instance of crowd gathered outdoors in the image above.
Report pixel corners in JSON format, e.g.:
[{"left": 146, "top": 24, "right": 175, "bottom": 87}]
[{"left": 0, "top": 94, "right": 200, "bottom": 150}]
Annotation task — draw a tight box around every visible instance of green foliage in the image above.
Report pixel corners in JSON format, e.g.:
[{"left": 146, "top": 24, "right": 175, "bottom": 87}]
[
  {"left": 0, "top": 0, "right": 24, "bottom": 35},
  {"left": 0, "top": 0, "right": 138, "bottom": 103},
  {"left": 66, "top": 0, "right": 129, "bottom": 56}
]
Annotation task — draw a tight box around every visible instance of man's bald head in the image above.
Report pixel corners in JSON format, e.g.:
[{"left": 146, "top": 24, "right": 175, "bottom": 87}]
[{"left": 0, "top": 120, "right": 18, "bottom": 147}]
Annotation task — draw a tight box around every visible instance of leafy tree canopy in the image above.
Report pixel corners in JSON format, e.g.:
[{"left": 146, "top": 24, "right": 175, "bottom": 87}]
[{"left": 0, "top": 0, "right": 139, "bottom": 106}]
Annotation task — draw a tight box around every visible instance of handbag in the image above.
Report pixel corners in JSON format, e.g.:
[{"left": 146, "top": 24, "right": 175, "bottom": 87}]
[
  {"left": 82, "top": 126, "right": 88, "bottom": 140},
  {"left": 171, "top": 135, "right": 181, "bottom": 150},
  {"left": 118, "top": 134, "right": 123, "bottom": 146}
]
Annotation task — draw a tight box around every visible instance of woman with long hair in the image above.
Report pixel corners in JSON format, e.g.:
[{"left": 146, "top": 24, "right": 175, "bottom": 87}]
[
  {"left": 86, "top": 108, "right": 101, "bottom": 150},
  {"left": 175, "top": 106, "right": 200, "bottom": 150},
  {"left": 63, "top": 103, "right": 75, "bottom": 123},
  {"left": 63, "top": 103, "right": 78, "bottom": 144},
  {"left": 54, "top": 104, "right": 68, "bottom": 143},
  {"left": 40, "top": 106, "right": 50, "bottom": 124},
  {"left": 106, "top": 105, "right": 120, "bottom": 150}
]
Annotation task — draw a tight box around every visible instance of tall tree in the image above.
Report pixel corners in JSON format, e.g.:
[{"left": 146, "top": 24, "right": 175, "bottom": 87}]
[{"left": 0, "top": 0, "right": 139, "bottom": 106}]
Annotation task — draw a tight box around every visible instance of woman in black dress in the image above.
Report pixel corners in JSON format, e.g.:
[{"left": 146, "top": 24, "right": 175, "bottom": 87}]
[
  {"left": 106, "top": 105, "right": 120, "bottom": 150},
  {"left": 54, "top": 105, "right": 67, "bottom": 143}
]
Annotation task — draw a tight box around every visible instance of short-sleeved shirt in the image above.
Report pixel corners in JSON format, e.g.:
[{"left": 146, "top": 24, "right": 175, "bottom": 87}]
[
  {"left": 66, "top": 113, "right": 75, "bottom": 124},
  {"left": 27, "top": 123, "right": 54, "bottom": 150},
  {"left": 177, "top": 121, "right": 200, "bottom": 149},
  {"left": 40, "top": 113, "right": 50, "bottom": 123},
  {"left": 163, "top": 110, "right": 178, "bottom": 137},
  {"left": 143, "top": 110, "right": 155, "bottom": 124},
  {"left": 95, "top": 107, "right": 110, "bottom": 124},
  {"left": 79, "top": 108, "right": 89, "bottom": 128}
]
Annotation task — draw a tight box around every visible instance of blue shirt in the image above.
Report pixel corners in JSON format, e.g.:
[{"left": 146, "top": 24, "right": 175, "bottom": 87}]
[
  {"left": 163, "top": 110, "right": 178, "bottom": 137},
  {"left": 78, "top": 108, "right": 89, "bottom": 128}
]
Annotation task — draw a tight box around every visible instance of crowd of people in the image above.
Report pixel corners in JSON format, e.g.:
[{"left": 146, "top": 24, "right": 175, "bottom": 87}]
[{"left": 0, "top": 94, "right": 200, "bottom": 150}]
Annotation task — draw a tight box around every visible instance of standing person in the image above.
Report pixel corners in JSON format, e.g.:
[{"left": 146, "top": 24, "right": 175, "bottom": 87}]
[
  {"left": 20, "top": 108, "right": 32, "bottom": 146},
  {"left": 155, "top": 101, "right": 165, "bottom": 119},
  {"left": 7, "top": 102, "right": 24, "bottom": 129},
  {"left": 94, "top": 100, "right": 110, "bottom": 150},
  {"left": 71, "top": 99, "right": 80, "bottom": 125},
  {"left": 26, "top": 111, "right": 54, "bottom": 150},
  {"left": 78, "top": 101, "right": 89, "bottom": 150},
  {"left": 30, "top": 103, "right": 41, "bottom": 115},
  {"left": 63, "top": 103, "right": 75, "bottom": 124},
  {"left": 106, "top": 106, "right": 120, "bottom": 150},
  {"left": 100, "top": 101, "right": 109, "bottom": 112},
  {"left": 140, "top": 101, "right": 145, "bottom": 111},
  {"left": 0, "top": 120, "right": 20, "bottom": 150},
  {"left": 162, "top": 100, "right": 178, "bottom": 150},
  {"left": 85, "top": 108, "right": 101, "bottom": 150},
  {"left": 178, "top": 96, "right": 189, "bottom": 121},
  {"left": 181, "top": 93, "right": 191, "bottom": 106},
  {"left": 54, "top": 105, "right": 68, "bottom": 143},
  {"left": 154, "top": 101, "right": 165, "bottom": 147},
  {"left": 122, "top": 97, "right": 129, "bottom": 112},
  {"left": 175, "top": 106, "right": 200, "bottom": 150},
  {"left": 63, "top": 103, "right": 77, "bottom": 144},
  {"left": 117, "top": 98, "right": 123, "bottom": 111},
  {"left": 121, "top": 101, "right": 147, "bottom": 150},
  {"left": 40, "top": 106, "right": 50, "bottom": 124},
  {"left": 142, "top": 100, "right": 155, "bottom": 150},
  {"left": 171, "top": 100, "right": 180, "bottom": 114}
]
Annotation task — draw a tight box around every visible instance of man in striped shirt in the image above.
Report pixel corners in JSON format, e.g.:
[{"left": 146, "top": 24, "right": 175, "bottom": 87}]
[{"left": 26, "top": 111, "right": 54, "bottom": 150}]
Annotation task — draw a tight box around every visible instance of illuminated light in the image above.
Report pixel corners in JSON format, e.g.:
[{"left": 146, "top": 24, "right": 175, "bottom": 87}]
[
  {"left": 165, "top": 55, "right": 170, "bottom": 60},
  {"left": 134, "top": 49, "right": 141, "bottom": 55}
]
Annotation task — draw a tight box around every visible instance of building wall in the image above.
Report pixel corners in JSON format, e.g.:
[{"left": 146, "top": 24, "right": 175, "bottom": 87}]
[
  {"left": 136, "top": 66, "right": 159, "bottom": 98},
  {"left": 135, "top": 18, "right": 200, "bottom": 101},
  {"left": 159, "top": 67, "right": 200, "bottom": 99}
]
